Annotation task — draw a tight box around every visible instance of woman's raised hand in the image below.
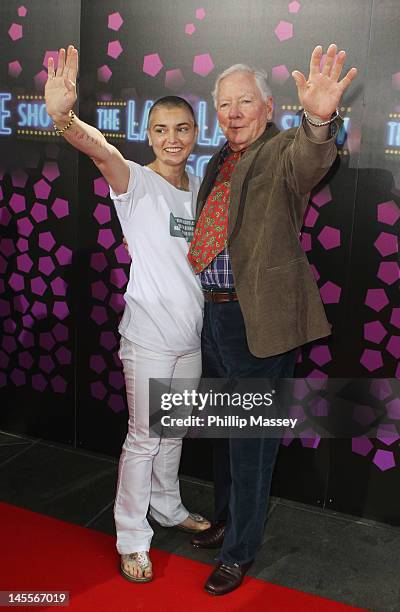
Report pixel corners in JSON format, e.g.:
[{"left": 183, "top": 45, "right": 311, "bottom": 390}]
[{"left": 45, "top": 45, "right": 78, "bottom": 119}]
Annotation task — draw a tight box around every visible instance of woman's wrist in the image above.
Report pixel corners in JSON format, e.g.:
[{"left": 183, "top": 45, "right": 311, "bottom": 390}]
[
  {"left": 53, "top": 110, "right": 75, "bottom": 136},
  {"left": 50, "top": 110, "right": 72, "bottom": 126}
]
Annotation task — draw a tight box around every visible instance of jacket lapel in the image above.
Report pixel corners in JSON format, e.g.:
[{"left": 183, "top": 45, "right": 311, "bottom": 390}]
[
  {"left": 228, "top": 123, "right": 280, "bottom": 238},
  {"left": 195, "top": 123, "right": 280, "bottom": 230},
  {"left": 195, "top": 152, "right": 220, "bottom": 221}
]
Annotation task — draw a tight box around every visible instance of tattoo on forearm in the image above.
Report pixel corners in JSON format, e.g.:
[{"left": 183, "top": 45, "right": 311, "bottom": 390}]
[{"left": 69, "top": 128, "right": 104, "bottom": 148}]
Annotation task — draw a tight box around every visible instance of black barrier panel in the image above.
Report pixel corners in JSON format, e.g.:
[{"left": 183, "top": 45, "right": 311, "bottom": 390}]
[
  {"left": 0, "top": 0, "right": 399, "bottom": 525},
  {"left": 0, "top": 0, "right": 81, "bottom": 444},
  {"left": 324, "top": 0, "right": 400, "bottom": 524}
]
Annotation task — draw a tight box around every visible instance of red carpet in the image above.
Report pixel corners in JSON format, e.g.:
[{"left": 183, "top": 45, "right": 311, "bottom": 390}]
[{"left": 0, "top": 502, "right": 367, "bottom": 611}]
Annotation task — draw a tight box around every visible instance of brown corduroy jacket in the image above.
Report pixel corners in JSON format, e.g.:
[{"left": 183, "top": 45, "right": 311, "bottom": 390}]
[{"left": 196, "top": 120, "right": 340, "bottom": 358}]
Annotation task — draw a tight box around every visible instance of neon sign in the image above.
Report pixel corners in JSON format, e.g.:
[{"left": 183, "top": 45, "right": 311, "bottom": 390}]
[
  {"left": 18, "top": 102, "right": 53, "bottom": 128},
  {"left": 0, "top": 93, "right": 11, "bottom": 135},
  {"left": 196, "top": 101, "right": 225, "bottom": 147},
  {"left": 97, "top": 107, "right": 120, "bottom": 131},
  {"left": 0, "top": 93, "right": 354, "bottom": 158},
  {"left": 385, "top": 112, "right": 400, "bottom": 156},
  {"left": 126, "top": 99, "right": 153, "bottom": 141},
  {"left": 124, "top": 99, "right": 225, "bottom": 147},
  {"left": 0, "top": 93, "right": 354, "bottom": 144},
  {"left": 387, "top": 121, "right": 400, "bottom": 147},
  {"left": 279, "top": 104, "right": 351, "bottom": 147}
]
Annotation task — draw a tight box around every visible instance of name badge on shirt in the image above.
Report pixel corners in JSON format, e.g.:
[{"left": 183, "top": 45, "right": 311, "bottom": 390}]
[{"left": 169, "top": 212, "right": 195, "bottom": 243}]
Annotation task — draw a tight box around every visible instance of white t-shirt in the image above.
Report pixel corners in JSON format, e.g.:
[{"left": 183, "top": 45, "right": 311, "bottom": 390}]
[{"left": 109, "top": 161, "right": 203, "bottom": 355}]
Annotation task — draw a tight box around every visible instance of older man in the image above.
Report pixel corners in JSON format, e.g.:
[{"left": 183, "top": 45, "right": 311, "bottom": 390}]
[{"left": 188, "top": 44, "right": 357, "bottom": 595}]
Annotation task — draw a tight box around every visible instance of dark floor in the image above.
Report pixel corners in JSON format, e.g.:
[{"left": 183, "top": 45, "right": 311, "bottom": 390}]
[{"left": 1, "top": 430, "right": 399, "bottom": 612}]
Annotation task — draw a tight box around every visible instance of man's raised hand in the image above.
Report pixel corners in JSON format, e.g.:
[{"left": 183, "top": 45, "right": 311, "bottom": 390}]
[{"left": 292, "top": 44, "right": 357, "bottom": 121}]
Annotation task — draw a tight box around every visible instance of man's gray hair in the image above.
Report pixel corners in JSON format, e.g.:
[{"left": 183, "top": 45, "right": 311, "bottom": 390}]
[{"left": 211, "top": 64, "right": 272, "bottom": 108}]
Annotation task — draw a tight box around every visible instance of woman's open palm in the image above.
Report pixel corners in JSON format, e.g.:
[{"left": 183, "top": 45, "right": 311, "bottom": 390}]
[{"left": 45, "top": 45, "right": 78, "bottom": 117}]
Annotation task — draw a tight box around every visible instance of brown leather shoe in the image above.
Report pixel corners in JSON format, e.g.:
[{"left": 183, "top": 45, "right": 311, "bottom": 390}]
[
  {"left": 191, "top": 522, "right": 225, "bottom": 549},
  {"left": 204, "top": 560, "right": 253, "bottom": 596}
]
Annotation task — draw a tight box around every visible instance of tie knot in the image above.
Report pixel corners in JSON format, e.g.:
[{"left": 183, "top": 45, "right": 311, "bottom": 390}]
[{"left": 228, "top": 150, "right": 243, "bottom": 161}]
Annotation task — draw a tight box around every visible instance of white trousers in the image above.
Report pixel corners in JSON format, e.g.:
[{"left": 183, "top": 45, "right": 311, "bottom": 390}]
[{"left": 114, "top": 336, "right": 201, "bottom": 554}]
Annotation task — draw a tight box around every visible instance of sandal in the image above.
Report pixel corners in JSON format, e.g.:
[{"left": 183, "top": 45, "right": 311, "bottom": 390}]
[
  {"left": 176, "top": 512, "right": 211, "bottom": 534},
  {"left": 120, "top": 551, "right": 153, "bottom": 583}
]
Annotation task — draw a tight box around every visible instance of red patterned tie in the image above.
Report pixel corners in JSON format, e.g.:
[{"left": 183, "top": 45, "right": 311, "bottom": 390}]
[{"left": 188, "top": 150, "right": 242, "bottom": 274}]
